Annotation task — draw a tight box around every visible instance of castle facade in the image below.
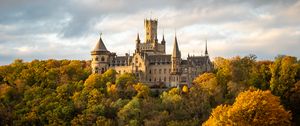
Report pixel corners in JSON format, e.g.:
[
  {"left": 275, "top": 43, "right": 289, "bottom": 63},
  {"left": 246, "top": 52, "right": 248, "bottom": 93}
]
[{"left": 91, "top": 19, "right": 213, "bottom": 87}]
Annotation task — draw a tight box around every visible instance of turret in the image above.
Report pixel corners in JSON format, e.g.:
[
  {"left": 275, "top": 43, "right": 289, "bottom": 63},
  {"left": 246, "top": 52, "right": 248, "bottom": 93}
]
[
  {"left": 170, "top": 35, "right": 182, "bottom": 87},
  {"left": 91, "top": 34, "right": 110, "bottom": 74}
]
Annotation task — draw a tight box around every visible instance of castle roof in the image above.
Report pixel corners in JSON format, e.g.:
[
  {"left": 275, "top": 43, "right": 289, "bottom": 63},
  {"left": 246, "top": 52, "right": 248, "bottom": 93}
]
[
  {"left": 188, "top": 56, "right": 210, "bottom": 66},
  {"left": 147, "top": 54, "right": 172, "bottom": 65},
  {"left": 93, "top": 35, "right": 108, "bottom": 52}
]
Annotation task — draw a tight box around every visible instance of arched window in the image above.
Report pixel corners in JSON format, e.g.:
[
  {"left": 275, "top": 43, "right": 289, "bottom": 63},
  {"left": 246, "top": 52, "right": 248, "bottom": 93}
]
[
  {"left": 95, "top": 57, "right": 99, "bottom": 61},
  {"left": 101, "top": 56, "right": 105, "bottom": 62}
]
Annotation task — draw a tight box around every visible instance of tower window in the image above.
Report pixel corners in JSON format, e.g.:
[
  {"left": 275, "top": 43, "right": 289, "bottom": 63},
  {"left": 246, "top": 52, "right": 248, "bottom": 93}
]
[
  {"left": 101, "top": 57, "right": 105, "bottom": 62},
  {"left": 95, "top": 57, "right": 99, "bottom": 61}
]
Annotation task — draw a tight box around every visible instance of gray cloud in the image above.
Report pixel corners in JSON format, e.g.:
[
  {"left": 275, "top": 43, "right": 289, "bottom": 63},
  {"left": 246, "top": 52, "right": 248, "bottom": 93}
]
[{"left": 0, "top": 0, "right": 299, "bottom": 65}]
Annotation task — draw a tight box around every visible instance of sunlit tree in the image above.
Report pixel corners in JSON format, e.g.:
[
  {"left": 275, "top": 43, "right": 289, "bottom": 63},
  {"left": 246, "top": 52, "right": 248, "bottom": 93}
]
[{"left": 203, "top": 89, "right": 292, "bottom": 126}]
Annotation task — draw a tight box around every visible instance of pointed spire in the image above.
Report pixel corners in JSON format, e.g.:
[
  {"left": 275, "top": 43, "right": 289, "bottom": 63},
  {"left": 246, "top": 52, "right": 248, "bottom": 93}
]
[
  {"left": 93, "top": 33, "right": 108, "bottom": 52},
  {"left": 161, "top": 34, "right": 165, "bottom": 44},
  {"left": 172, "top": 35, "right": 181, "bottom": 57},
  {"left": 205, "top": 39, "right": 208, "bottom": 56},
  {"left": 136, "top": 33, "right": 140, "bottom": 43}
]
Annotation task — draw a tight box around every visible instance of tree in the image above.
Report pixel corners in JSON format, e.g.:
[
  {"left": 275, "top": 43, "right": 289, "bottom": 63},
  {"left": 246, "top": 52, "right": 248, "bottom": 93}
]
[
  {"left": 133, "top": 83, "right": 150, "bottom": 98},
  {"left": 117, "top": 97, "right": 141, "bottom": 125},
  {"left": 116, "top": 73, "right": 137, "bottom": 98},
  {"left": 193, "top": 73, "right": 223, "bottom": 104},
  {"left": 116, "top": 73, "right": 137, "bottom": 90},
  {"left": 203, "top": 89, "right": 292, "bottom": 126},
  {"left": 270, "top": 56, "right": 299, "bottom": 97},
  {"left": 84, "top": 74, "right": 105, "bottom": 91}
]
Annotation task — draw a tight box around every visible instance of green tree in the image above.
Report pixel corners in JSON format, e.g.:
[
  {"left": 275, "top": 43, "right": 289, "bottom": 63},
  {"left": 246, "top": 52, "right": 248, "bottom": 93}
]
[
  {"left": 270, "top": 56, "right": 299, "bottom": 97},
  {"left": 117, "top": 97, "right": 141, "bottom": 125}
]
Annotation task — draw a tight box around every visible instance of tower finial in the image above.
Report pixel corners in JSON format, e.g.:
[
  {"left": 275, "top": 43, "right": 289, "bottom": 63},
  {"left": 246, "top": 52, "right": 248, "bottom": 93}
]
[
  {"left": 100, "top": 32, "right": 102, "bottom": 37},
  {"left": 205, "top": 39, "right": 208, "bottom": 56}
]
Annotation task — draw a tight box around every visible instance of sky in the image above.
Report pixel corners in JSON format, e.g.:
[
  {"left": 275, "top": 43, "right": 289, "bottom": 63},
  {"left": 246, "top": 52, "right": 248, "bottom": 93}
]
[{"left": 0, "top": 0, "right": 299, "bottom": 65}]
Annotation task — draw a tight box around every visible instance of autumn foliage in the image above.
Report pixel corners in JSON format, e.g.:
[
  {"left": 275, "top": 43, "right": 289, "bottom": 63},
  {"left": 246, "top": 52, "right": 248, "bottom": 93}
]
[
  {"left": 203, "top": 90, "right": 292, "bottom": 126},
  {"left": 0, "top": 55, "right": 300, "bottom": 125}
]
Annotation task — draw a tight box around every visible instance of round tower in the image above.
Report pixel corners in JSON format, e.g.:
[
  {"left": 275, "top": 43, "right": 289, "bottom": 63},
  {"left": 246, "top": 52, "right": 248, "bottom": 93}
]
[{"left": 91, "top": 34, "right": 110, "bottom": 74}]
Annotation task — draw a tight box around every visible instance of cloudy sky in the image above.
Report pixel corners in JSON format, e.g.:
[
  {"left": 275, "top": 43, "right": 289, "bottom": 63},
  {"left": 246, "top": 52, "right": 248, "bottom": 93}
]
[{"left": 0, "top": 0, "right": 299, "bottom": 65}]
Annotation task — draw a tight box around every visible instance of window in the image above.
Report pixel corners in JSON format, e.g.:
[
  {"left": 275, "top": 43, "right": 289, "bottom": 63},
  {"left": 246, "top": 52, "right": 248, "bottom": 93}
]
[
  {"left": 95, "top": 57, "right": 99, "bottom": 61},
  {"left": 149, "top": 69, "right": 152, "bottom": 74},
  {"left": 101, "top": 68, "right": 105, "bottom": 74},
  {"left": 159, "top": 69, "right": 161, "bottom": 74},
  {"left": 101, "top": 56, "right": 105, "bottom": 61}
]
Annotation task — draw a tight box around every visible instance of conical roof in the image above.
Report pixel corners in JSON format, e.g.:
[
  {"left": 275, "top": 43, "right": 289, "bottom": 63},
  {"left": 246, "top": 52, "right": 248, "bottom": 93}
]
[
  {"left": 172, "top": 36, "right": 181, "bottom": 57},
  {"left": 161, "top": 34, "right": 166, "bottom": 44},
  {"left": 93, "top": 35, "right": 108, "bottom": 52}
]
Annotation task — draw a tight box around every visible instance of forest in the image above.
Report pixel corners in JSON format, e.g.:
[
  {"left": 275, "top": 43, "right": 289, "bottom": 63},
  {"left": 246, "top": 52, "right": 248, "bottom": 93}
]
[{"left": 0, "top": 55, "right": 300, "bottom": 126}]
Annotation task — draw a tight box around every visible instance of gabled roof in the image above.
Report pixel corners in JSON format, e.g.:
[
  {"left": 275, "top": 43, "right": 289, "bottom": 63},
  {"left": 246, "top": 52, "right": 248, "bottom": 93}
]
[{"left": 93, "top": 36, "right": 108, "bottom": 52}]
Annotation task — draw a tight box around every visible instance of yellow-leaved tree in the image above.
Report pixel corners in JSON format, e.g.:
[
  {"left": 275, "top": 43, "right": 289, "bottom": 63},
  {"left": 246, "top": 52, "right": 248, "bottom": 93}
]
[{"left": 203, "top": 89, "right": 292, "bottom": 126}]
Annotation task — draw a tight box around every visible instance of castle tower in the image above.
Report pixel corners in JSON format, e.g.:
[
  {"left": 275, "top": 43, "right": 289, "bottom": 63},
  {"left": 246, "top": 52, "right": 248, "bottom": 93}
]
[
  {"left": 91, "top": 34, "right": 110, "bottom": 74},
  {"left": 144, "top": 19, "right": 158, "bottom": 44},
  {"left": 170, "top": 35, "right": 182, "bottom": 87}
]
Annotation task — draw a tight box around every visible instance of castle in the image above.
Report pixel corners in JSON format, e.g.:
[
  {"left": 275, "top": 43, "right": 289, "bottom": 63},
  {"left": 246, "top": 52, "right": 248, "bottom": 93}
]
[{"left": 91, "top": 19, "right": 213, "bottom": 88}]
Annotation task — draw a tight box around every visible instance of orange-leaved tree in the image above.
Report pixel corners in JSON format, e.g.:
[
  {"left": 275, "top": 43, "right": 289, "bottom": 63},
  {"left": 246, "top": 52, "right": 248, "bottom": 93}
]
[{"left": 203, "top": 89, "right": 291, "bottom": 126}]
